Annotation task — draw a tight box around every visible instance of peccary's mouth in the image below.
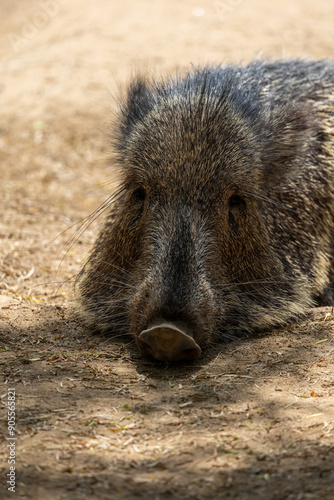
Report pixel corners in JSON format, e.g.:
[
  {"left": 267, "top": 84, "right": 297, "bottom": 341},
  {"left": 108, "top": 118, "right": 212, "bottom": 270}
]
[{"left": 137, "top": 322, "right": 202, "bottom": 362}]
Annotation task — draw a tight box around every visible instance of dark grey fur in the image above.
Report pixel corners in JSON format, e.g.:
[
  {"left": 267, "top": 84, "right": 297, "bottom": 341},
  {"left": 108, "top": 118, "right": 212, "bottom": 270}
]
[{"left": 76, "top": 59, "right": 334, "bottom": 357}]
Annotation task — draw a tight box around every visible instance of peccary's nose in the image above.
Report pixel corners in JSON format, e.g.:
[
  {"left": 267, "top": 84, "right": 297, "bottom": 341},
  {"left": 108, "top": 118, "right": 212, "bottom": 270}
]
[{"left": 138, "top": 322, "right": 202, "bottom": 362}]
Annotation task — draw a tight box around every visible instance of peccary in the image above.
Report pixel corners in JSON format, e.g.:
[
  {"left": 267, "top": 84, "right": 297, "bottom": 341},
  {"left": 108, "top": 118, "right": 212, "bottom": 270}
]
[{"left": 76, "top": 59, "right": 334, "bottom": 362}]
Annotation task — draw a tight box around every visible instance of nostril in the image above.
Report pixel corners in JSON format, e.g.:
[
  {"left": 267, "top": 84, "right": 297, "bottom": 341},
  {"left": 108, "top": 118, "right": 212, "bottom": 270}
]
[{"left": 137, "top": 322, "right": 202, "bottom": 362}]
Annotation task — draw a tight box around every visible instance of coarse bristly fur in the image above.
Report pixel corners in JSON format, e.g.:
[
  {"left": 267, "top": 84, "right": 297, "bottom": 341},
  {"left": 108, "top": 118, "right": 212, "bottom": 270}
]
[{"left": 76, "top": 59, "right": 334, "bottom": 356}]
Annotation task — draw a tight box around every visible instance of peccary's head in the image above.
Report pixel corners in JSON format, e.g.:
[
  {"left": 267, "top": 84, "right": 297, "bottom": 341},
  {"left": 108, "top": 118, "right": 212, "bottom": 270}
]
[{"left": 78, "top": 67, "right": 317, "bottom": 362}]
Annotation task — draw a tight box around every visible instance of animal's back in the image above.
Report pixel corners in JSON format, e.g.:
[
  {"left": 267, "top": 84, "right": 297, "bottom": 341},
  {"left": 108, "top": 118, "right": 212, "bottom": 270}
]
[{"left": 221, "top": 59, "right": 334, "bottom": 105}]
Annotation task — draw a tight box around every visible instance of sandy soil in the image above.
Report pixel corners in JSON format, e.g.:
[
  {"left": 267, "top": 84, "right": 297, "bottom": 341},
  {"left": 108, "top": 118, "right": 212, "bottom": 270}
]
[{"left": 1, "top": 1, "right": 334, "bottom": 499}]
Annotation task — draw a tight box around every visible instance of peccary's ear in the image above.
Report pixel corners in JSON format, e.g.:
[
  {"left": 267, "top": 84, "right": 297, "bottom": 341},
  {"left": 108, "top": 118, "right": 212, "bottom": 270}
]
[
  {"left": 261, "top": 103, "right": 318, "bottom": 180},
  {"left": 118, "top": 77, "right": 155, "bottom": 140}
]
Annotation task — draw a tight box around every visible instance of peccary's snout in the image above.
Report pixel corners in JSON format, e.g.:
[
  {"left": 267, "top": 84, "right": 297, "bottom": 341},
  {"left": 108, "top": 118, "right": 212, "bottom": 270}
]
[
  {"left": 130, "top": 205, "right": 216, "bottom": 363},
  {"left": 138, "top": 322, "right": 202, "bottom": 362}
]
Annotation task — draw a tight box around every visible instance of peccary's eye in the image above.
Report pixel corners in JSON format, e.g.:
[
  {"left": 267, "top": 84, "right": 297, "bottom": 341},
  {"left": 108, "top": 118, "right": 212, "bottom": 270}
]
[
  {"left": 229, "top": 195, "right": 246, "bottom": 209},
  {"left": 133, "top": 187, "right": 146, "bottom": 201}
]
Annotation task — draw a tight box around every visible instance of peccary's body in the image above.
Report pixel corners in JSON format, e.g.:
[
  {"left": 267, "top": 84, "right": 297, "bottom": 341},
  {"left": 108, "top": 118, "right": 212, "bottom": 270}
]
[{"left": 77, "top": 59, "right": 334, "bottom": 362}]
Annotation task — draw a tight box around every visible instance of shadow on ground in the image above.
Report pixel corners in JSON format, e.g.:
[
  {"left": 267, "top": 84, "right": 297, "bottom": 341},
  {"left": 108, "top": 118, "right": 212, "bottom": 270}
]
[{"left": 1, "top": 305, "right": 333, "bottom": 499}]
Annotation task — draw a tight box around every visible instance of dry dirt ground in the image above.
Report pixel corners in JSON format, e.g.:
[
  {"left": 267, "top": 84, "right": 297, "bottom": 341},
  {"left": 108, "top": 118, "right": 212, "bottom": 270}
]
[{"left": 1, "top": 1, "right": 334, "bottom": 499}]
